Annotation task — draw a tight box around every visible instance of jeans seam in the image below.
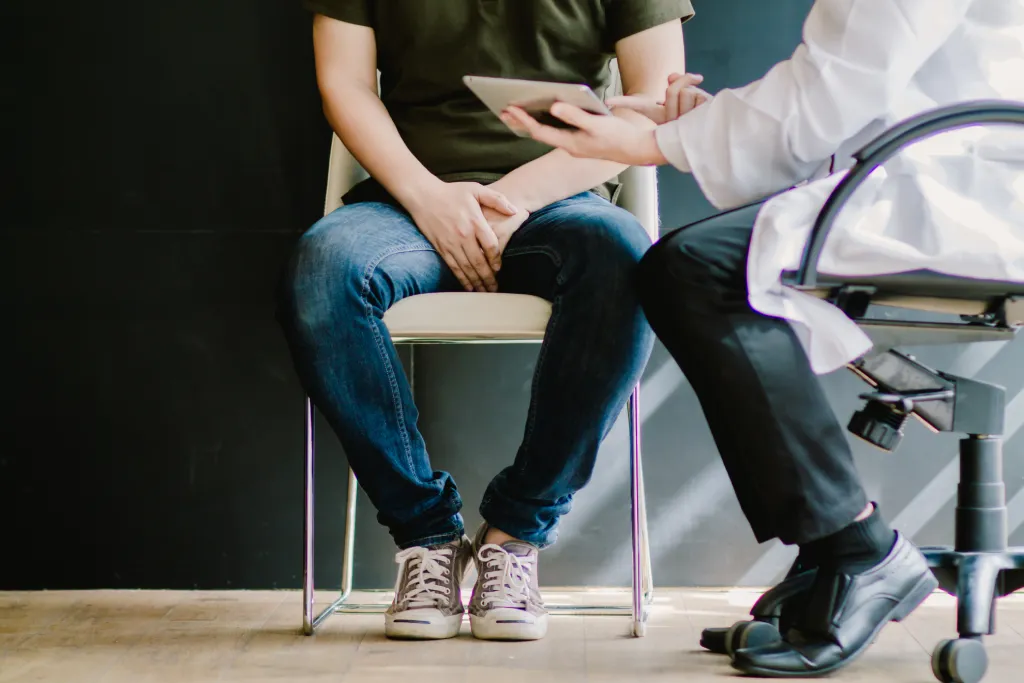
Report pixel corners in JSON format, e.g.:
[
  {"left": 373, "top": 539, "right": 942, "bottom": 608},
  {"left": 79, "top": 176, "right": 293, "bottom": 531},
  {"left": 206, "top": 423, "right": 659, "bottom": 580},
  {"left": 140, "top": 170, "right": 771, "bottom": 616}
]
[
  {"left": 360, "top": 242, "right": 436, "bottom": 475},
  {"left": 502, "top": 246, "right": 565, "bottom": 472},
  {"left": 502, "top": 245, "right": 562, "bottom": 267},
  {"left": 518, "top": 297, "right": 557, "bottom": 469}
]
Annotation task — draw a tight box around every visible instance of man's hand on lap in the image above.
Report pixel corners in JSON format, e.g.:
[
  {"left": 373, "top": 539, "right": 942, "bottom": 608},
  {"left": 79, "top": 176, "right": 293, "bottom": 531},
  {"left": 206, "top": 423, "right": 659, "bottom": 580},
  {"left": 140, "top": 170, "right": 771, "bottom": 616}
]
[
  {"left": 404, "top": 181, "right": 518, "bottom": 293},
  {"left": 481, "top": 204, "right": 531, "bottom": 263}
]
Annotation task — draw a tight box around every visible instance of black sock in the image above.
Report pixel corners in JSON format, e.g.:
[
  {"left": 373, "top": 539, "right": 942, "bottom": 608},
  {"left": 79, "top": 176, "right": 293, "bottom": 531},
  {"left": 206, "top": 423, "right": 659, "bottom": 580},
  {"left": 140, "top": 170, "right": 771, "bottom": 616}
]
[{"left": 798, "top": 504, "right": 897, "bottom": 574}]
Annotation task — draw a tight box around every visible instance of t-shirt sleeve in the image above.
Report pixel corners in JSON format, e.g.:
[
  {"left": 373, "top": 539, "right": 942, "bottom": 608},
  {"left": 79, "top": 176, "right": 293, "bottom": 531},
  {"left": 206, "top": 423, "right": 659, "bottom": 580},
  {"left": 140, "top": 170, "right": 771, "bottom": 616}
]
[
  {"left": 604, "top": 0, "right": 694, "bottom": 46},
  {"left": 302, "top": 0, "right": 373, "bottom": 28}
]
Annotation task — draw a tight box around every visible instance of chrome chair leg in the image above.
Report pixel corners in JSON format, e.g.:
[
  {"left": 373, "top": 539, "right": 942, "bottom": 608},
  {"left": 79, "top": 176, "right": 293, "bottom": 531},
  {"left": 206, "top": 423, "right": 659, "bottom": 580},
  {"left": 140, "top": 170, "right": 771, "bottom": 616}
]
[
  {"left": 638, "top": 439, "right": 654, "bottom": 608},
  {"left": 341, "top": 468, "right": 357, "bottom": 600},
  {"left": 628, "top": 383, "right": 649, "bottom": 637},
  {"left": 302, "top": 396, "right": 316, "bottom": 635},
  {"left": 304, "top": 400, "right": 365, "bottom": 635}
]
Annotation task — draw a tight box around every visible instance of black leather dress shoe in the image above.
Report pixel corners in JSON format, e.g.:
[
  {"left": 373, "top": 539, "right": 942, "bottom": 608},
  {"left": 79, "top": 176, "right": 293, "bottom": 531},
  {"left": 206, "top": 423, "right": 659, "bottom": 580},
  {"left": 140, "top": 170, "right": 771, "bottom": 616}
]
[
  {"left": 699, "top": 561, "right": 816, "bottom": 655},
  {"left": 731, "top": 533, "right": 937, "bottom": 678}
]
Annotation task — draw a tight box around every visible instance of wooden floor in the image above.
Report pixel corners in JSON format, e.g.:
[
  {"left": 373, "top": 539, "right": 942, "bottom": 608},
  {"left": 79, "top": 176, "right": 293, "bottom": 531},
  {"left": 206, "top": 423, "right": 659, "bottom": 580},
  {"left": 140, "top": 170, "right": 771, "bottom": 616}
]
[{"left": 2, "top": 589, "right": 1022, "bottom": 682}]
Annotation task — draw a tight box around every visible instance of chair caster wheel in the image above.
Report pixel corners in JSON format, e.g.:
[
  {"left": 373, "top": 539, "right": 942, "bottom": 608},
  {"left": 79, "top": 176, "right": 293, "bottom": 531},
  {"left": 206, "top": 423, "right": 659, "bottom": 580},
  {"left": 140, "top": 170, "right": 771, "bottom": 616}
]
[
  {"left": 932, "top": 638, "right": 988, "bottom": 683},
  {"left": 724, "top": 620, "right": 782, "bottom": 657}
]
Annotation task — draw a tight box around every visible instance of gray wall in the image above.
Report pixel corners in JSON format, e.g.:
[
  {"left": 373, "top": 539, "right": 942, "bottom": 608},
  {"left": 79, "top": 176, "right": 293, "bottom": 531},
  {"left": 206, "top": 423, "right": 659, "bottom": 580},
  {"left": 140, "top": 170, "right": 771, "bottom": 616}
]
[{"left": 326, "top": 1, "right": 1024, "bottom": 589}]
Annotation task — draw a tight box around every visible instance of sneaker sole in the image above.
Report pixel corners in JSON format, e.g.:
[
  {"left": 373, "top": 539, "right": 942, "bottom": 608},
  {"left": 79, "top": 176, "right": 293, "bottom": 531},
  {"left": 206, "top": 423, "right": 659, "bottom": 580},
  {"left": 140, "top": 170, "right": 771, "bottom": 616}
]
[
  {"left": 385, "top": 613, "right": 463, "bottom": 640},
  {"left": 470, "top": 611, "right": 548, "bottom": 641}
]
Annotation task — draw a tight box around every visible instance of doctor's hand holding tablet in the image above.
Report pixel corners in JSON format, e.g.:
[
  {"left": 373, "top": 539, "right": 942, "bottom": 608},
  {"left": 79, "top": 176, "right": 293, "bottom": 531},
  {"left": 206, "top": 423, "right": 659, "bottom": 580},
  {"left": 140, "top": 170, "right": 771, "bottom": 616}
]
[{"left": 463, "top": 73, "right": 711, "bottom": 167}]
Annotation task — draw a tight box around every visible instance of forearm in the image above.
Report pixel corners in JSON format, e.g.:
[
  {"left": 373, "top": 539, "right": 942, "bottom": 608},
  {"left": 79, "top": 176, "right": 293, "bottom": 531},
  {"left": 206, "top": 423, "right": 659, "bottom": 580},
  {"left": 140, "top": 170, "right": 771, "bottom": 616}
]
[
  {"left": 497, "top": 17, "right": 686, "bottom": 211},
  {"left": 493, "top": 109, "right": 656, "bottom": 212},
  {"left": 320, "top": 83, "right": 441, "bottom": 211}
]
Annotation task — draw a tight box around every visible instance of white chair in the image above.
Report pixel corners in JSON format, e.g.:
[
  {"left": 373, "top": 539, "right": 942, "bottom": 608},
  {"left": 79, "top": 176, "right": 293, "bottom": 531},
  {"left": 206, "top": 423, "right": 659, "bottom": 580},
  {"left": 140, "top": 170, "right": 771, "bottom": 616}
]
[{"left": 302, "top": 70, "right": 658, "bottom": 638}]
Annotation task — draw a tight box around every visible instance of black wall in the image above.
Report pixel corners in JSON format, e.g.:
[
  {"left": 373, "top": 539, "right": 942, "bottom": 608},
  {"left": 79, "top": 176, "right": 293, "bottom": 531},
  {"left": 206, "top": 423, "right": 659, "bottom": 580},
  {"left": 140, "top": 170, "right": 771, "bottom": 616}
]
[
  {"left": 9, "top": 1, "right": 1021, "bottom": 592},
  {"left": 5, "top": 0, "right": 328, "bottom": 588}
]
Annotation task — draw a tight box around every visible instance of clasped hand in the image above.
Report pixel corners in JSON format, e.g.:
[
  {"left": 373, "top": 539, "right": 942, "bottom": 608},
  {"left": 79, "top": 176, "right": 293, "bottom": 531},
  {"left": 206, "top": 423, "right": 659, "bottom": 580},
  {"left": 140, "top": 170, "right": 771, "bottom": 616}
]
[{"left": 407, "top": 182, "right": 528, "bottom": 293}]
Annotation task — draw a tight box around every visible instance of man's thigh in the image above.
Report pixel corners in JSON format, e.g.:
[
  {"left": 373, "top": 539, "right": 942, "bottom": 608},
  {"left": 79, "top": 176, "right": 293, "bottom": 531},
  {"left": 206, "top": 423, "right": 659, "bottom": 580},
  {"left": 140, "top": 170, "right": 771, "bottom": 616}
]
[
  {"left": 289, "top": 202, "right": 459, "bottom": 308},
  {"left": 498, "top": 193, "right": 652, "bottom": 298}
]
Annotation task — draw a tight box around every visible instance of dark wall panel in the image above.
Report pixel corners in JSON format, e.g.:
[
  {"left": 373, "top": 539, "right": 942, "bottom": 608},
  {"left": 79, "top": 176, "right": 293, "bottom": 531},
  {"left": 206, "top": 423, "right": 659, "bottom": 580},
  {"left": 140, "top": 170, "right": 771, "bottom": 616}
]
[
  {"left": 5, "top": 0, "right": 329, "bottom": 589},
  {"left": 5, "top": 0, "right": 1023, "bottom": 591}
]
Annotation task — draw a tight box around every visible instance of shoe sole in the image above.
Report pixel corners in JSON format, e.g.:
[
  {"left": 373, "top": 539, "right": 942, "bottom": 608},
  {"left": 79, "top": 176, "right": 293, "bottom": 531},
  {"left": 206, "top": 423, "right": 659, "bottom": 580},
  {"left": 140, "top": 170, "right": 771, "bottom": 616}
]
[
  {"left": 732, "top": 571, "right": 939, "bottom": 678},
  {"left": 385, "top": 613, "right": 463, "bottom": 640},
  {"left": 700, "top": 627, "right": 730, "bottom": 654},
  {"left": 470, "top": 612, "right": 548, "bottom": 641}
]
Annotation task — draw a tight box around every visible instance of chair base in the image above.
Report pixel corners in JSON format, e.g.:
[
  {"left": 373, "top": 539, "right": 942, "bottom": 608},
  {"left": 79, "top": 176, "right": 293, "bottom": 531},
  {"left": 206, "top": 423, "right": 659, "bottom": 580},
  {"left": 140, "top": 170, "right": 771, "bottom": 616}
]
[
  {"left": 924, "top": 548, "right": 1024, "bottom": 633},
  {"left": 917, "top": 435, "right": 1024, "bottom": 683},
  {"left": 307, "top": 588, "right": 654, "bottom": 626},
  {"left": 303, "top": 385, "right": 653, "bottom": 638},
  {"left": 922, "top": 547, "right": 1024, "bottom": 683},
  {"left": 845, "top": 354, "right": 1024, "bottom": 683}
]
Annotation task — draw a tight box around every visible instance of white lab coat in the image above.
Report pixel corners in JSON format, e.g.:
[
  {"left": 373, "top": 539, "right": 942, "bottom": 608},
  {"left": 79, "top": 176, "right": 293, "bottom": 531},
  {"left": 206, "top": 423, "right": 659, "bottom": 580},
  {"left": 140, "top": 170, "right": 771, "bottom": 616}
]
[{"left": 655, "top": 0, "right": 1024, "bottom": 374}]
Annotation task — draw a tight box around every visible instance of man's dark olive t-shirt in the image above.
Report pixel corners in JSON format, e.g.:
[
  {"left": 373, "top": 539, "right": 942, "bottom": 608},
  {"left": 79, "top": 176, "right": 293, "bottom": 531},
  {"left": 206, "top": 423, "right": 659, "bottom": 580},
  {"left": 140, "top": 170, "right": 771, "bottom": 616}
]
[{"left": 304, "top": 0, "right": 694, "bottom": 204}]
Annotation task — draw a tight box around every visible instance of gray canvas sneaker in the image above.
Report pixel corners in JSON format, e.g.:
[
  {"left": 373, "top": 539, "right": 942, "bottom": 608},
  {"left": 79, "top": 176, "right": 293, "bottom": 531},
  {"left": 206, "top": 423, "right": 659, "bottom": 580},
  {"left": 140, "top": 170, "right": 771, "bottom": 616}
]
[
  {"left": 385, "top": 536, "right": 472, "bottom": 640},
  {"left": 468, "top": 525, "right": 548, "bottom": 641}
]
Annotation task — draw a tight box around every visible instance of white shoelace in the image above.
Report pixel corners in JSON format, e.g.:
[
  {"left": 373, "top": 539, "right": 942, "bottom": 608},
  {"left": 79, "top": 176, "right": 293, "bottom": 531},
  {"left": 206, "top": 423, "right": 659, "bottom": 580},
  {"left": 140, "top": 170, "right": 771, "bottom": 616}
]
[
  {"left": 394, "top": 546, "right": 454, "bottom": 609},
  {"left": 477, "top": 544, "right": 536, "bottom": 609}
]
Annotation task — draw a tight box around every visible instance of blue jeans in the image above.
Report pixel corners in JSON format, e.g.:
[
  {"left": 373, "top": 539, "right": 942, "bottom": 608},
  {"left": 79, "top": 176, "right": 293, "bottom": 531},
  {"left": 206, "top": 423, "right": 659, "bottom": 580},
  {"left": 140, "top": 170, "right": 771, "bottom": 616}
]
[{"left": 277, "top": 192, "right": 654, "bottom": 549}]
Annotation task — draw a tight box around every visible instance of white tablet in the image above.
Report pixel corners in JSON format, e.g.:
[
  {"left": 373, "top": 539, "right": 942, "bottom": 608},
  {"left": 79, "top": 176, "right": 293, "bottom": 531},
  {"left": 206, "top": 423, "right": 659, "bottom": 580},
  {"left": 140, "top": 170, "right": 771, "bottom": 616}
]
[{"left": 463, "top": 75, "right": 611, "bottom": 137}]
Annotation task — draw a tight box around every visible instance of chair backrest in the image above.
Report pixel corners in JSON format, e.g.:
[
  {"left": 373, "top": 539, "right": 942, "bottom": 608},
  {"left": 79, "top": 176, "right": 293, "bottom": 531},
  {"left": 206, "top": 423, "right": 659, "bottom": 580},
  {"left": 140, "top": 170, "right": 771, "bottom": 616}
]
[{"left": 321, "top": 59, "right": 660, "bottom": 241}]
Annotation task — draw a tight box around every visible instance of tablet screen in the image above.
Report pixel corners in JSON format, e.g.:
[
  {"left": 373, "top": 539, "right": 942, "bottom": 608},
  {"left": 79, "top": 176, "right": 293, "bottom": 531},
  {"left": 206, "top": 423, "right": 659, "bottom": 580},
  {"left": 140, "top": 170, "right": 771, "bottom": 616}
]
[{"left": 464, "top": 76, "right": 610, "bottom": 135}]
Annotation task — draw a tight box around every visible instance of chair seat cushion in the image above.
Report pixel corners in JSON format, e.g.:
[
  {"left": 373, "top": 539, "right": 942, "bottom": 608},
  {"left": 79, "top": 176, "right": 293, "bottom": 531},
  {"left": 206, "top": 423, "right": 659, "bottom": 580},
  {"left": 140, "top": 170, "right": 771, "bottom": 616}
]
[
  {"left": 382, "top": 292, "right": 551, "bottom": 341},
  {"left": 858, "top": 321, "right": 1016, "bottom": 350},
  {"left": 810, "top": 269, "right": 1024, "bottom": 301}
]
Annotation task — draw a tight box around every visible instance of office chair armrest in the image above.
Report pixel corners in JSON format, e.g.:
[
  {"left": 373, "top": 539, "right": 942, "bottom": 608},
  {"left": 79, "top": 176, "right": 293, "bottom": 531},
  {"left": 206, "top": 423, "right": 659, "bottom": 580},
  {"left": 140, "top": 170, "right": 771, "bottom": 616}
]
[{"left": 787, "top": 100, "right": 1024, "bottom": 289}]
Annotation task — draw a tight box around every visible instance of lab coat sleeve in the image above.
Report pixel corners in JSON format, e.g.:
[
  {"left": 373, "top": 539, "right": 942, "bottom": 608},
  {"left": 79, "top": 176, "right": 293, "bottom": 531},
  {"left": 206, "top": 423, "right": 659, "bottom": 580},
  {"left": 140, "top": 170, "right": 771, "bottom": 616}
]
[{"left": 658, "top": 0, "right": 975, "bottom": 210}]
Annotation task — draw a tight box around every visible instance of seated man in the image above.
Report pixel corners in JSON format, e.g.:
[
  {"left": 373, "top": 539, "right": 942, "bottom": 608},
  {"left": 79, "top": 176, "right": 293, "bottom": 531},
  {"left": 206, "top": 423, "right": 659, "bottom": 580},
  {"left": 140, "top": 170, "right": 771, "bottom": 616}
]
[
  {"left": 506, "top": 0, "right": 1023, "bottom": 675},
  {"left": 278, "top": 0, "right": 693, "bottom": 641}
]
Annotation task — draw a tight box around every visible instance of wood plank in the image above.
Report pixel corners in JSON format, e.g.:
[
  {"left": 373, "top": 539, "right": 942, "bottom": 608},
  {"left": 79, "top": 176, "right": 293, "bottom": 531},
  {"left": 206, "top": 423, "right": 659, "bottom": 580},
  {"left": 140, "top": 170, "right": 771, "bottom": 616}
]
[
  {"left": 901, "top": 592, "right": 1024, "bottom": 683},
  {"left": 221, "top": 598, "right": 366, "bottom": 683},
  {"left": 0, "top": 590, "right": 1022, "bottom": 683},
  {"left": 98, "top": 593, "right": 286, "bottom": 683}
]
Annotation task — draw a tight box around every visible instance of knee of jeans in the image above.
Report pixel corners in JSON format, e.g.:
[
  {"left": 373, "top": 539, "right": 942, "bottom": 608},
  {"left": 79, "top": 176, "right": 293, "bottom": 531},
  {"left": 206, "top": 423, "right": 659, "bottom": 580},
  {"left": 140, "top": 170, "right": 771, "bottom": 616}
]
[
  {"left": 278, "top": 218, "right": 371, "bottom": 337},
  {"left": 567, "top": 211, "right": 651, "bottom": 287}
]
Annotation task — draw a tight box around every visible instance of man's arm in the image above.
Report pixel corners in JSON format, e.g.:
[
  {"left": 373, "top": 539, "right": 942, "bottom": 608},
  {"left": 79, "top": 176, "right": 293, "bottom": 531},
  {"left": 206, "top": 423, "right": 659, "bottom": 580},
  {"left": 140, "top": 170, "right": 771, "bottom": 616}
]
[
  {"left": 313, "top": 14, "right": 516, "bottom": 293},
  {"left": 491, "top": 21, "right": 686, "bottom": 213},
  {"left": 313, "top": 15, "right": 437, "bottom": 211}
]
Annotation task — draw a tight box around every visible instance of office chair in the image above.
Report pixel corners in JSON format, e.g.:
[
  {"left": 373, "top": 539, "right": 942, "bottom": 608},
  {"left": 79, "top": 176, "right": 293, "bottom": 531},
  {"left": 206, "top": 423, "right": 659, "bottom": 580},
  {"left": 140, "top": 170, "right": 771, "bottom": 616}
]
[{"left": 781, "top": 101, "right": 1024, "bottom": 683}]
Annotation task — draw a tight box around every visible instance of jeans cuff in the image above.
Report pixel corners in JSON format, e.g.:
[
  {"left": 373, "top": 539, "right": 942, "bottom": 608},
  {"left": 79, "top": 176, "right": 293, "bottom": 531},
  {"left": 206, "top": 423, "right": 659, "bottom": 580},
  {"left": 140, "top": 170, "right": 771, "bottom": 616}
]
[
  {"left": 480, "top": 498, "right": 558, "bottom": 550},
  {"left": 395, "top": 518, "right": 466, "bottom": 550}
]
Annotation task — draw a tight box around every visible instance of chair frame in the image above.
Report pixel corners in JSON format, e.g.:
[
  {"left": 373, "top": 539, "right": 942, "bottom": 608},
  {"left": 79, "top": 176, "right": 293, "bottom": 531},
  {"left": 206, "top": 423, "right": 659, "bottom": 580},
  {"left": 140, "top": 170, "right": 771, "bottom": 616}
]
[{"left": 301, "top": 135, "right": 658, "bottom": 638}]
